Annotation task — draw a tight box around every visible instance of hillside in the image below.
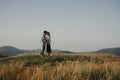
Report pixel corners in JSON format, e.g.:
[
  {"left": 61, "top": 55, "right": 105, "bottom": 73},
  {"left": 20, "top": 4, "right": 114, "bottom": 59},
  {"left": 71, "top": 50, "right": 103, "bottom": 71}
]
[
  {"left": 0, "top": 46, "right": 72, "bottom": 57},
  {"left": 0, "top": 53, "right": 120, "bottom": 80},
  {"left": 0, "top": 46, "right": 24, "bottom": 56},
  {"left": 28, "top": 49, "right": 72, "bottom": 53},
  {"left": 93, "top": 47, "right": 120, "bottom": 55},
  {"left": 1, "top": 46, "right": 120, "bottom": 57}
]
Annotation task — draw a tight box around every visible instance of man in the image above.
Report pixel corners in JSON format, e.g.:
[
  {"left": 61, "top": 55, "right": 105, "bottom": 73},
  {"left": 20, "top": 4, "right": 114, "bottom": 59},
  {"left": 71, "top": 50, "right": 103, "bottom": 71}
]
[{"left": 40, "top": 31, "right": 47, "bottom": 56}]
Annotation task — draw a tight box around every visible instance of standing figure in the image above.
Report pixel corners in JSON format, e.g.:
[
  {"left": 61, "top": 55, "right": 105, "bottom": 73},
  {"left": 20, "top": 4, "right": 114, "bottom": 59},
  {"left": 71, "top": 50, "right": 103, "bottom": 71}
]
[
  {"left": 40, "top": 31, "right": 52, "bottom": 56},
  {"left": 41, "top": 31, "right": 47, "bottom": 56},
  {"left": 46, "top": 32, "right": 52, "bottom": 56}
]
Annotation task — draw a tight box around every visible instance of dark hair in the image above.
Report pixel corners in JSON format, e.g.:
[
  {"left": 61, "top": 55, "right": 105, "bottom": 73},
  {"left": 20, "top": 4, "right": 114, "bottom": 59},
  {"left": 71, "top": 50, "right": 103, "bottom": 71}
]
[{"left": 43, "top": 30, "right": 47, "bottom": 33}]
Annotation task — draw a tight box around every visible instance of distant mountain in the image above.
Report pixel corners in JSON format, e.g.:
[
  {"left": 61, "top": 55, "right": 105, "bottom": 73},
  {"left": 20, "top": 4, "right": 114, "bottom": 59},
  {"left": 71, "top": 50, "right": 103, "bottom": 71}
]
[
  {"left": 93, "top": 47, "right": 120, "bottom": 55},
  {"left": 0, "top": 54, "right": 7, "bottom": 58},
  {"left": 0, "top": 46, "right": 24, "bottom": 56},
  {"left": 0, "top": 46, "right": 72, "bottom": 57},
  {"left": 26, "top": 49, "right": 72, "bottom": 53}
]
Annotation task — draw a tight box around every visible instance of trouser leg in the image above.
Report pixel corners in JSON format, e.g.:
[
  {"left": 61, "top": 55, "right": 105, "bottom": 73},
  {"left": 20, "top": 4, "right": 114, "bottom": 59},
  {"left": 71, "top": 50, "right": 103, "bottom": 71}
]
[
  {"left": 41, "top": 44, "right": 46, "bottom": 55},
  {"left": 47, "top": 44, "right": 51, "bottom": 56}
]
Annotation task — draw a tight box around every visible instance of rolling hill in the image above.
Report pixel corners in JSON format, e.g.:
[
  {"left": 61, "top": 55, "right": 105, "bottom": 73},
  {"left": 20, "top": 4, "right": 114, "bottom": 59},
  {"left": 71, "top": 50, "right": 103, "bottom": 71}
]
[
  {"left": 0, "top": 46, "right": 24, "bottom": 57},
  {"left": 0, "top": 46, "right": 72, "bottom": 57},
  {"left": 93, "top": 47, "right": 120, "bottom": 55},
  {"left": 1, "top": 46, "right": 120, "bottom": 57}
]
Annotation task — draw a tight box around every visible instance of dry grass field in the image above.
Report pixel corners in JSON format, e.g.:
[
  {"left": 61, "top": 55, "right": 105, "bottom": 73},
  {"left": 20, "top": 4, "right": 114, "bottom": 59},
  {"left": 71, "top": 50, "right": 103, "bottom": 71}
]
[{"left": 0, "top": 53, "right": 120, "bottom": 80}]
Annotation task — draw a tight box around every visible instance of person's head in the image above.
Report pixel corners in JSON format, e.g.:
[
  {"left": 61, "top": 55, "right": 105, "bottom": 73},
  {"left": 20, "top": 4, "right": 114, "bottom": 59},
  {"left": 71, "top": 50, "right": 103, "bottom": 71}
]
[{"left": 43, "top": 30, "right": 47, "bottom": 35}]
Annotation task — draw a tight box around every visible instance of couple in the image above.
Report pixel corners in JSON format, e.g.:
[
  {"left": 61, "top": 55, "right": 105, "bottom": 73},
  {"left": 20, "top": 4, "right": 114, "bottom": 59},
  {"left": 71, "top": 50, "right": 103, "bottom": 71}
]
[{"left": 40, "top": 31, "right": 52, "bottom": 56}]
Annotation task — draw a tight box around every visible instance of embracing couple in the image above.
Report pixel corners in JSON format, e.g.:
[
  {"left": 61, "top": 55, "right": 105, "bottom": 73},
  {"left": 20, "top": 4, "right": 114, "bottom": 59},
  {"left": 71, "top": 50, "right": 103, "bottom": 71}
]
[{"left": 40, "top": 31, "right": 52, "bottom": 56}]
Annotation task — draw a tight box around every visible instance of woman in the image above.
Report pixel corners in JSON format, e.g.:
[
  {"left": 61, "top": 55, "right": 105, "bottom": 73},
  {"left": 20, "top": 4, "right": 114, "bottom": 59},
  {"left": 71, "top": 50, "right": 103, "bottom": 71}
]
[{"left": 46, "top": 32, "right": 52, "bottom": 56}]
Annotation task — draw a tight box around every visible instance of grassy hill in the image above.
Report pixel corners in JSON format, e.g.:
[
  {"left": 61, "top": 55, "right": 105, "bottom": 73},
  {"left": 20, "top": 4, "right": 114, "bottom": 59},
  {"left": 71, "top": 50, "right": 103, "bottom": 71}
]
[
  {"left": 0, "top": 46, "right": 24, "bottom": 56},
  {"left": 0, "top": 46, "right": 72, "bottom": 57},
  {"left": 0, "top": 53, "right": 120, "bottom": 80},
  {"left": 93, "top": 47, "right": 120, "bottom": 55}
]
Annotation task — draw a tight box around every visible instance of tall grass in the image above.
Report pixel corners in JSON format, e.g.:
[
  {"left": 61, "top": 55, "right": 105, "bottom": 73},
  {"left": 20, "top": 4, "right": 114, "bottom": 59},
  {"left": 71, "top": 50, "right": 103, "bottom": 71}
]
[{"left": 0, "top": 53, "right": 120, "bottom": 80}]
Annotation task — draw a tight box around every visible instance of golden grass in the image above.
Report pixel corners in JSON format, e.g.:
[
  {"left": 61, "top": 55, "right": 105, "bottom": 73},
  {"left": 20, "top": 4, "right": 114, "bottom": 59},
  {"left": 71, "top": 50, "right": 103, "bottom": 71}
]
[{"left": 0, "top": 53, "right": 120, "bottom": 80}]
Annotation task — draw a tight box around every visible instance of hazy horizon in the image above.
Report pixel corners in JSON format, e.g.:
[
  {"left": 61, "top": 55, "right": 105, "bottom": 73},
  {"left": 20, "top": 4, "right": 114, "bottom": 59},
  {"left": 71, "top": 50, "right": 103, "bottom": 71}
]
[{"left": 0, "top": 0, "right": 120, "bottom": 52}]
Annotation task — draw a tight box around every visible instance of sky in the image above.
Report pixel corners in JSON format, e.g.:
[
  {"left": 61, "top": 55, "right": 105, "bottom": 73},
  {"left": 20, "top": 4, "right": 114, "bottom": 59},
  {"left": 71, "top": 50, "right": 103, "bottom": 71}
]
[{"left": 0, "top": 0, "right": 120, "bottom": 52}]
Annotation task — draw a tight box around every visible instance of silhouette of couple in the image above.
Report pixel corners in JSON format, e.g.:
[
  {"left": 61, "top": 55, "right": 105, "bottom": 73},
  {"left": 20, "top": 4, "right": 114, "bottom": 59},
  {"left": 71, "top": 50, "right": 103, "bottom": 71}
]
[{"left": 40, "top": 31, "right": 52, "bottom": 56}]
